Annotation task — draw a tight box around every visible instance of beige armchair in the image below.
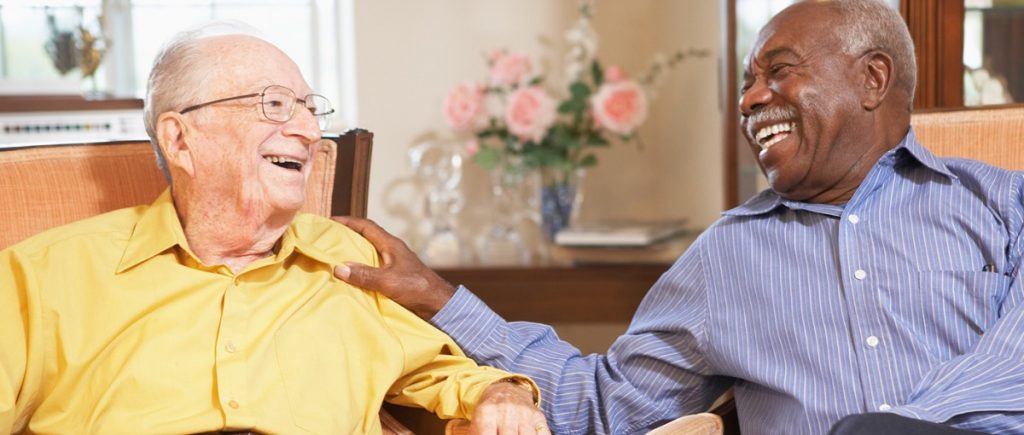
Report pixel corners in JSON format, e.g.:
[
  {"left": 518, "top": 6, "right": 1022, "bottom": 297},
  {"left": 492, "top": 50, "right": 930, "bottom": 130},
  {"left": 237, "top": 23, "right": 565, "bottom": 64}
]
[
  {"left": 0, "top": 131, "right": 450, "bottom": 433},
  {"left": 0, "top": 130, "right": 372, "bottom": 250},
  {"left": 911, "top": 104, "right": 1024, "bottom": 169}
]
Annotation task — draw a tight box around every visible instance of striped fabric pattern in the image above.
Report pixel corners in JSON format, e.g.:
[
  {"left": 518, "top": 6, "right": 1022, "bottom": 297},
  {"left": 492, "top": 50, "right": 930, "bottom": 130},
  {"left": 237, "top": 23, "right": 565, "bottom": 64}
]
[{"left": 432, "top": 129, "right": 1024, "bottom": 434}]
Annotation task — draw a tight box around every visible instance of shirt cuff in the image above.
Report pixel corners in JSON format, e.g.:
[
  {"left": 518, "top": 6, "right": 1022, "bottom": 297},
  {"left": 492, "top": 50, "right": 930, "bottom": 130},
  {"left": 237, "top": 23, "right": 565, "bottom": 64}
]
[
  {"left": 430, "top": 285, "right": 507, "bottom": 356},
  {"left": 886, "top": 405, "right": 935, "bottom": 423}
]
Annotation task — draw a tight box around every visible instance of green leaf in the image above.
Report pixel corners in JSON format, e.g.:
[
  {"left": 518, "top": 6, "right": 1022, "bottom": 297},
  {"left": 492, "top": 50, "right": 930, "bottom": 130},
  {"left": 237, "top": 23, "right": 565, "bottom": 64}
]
[
  {"left": 473, "top": 148, "right": 501, "bottom": 170},
  {"left": 569, "top": 81, "right": 591, "bottom": 100},
  {"left": 503, "top": 134, "right": 520, "bottom": 151},
  {"left": 591, "top": 60, "right": 604, "bottom": 87},
  {"left": 579, "top": 154, "right": 598, "bottom": 167},
  {"left": 558, "top": 100, "right": 582, "bottom": 114},
  {"left": 528, "top": 76, "right": 544, "bottom": 86},
  {"left": 586, "top": 132, "right": 610, "bottom": 146}
]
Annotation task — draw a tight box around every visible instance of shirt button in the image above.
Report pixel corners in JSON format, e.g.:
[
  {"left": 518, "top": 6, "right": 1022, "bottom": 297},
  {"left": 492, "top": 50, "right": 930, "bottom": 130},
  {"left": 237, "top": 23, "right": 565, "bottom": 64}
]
[
  {"left": 848, "top": 214, "right": 860, "bottom": 224},
  {"left": 225, "top": 341, "right": 237, "bottom": 353},
  {"left": 878, "top": 403, "right": 891, "bottom": 411},
  {"left": 866, "top": 336, "right": 880, "bottom": 347},
  {"left": 854, "top": 269, "right": 867, "bottom": 280},
  {"left": 228, "top": 400, "right": 240, "bottom": 409}
]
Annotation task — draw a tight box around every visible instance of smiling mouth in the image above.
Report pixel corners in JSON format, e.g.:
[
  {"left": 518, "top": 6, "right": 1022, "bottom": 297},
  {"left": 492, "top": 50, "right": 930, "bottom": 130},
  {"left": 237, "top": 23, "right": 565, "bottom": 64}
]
[
  {"left": 264, "top": 155, "right": 304, "bottom": 171},
  {"left": 754, "top": 122, "right": 797, "bottom": 150}
]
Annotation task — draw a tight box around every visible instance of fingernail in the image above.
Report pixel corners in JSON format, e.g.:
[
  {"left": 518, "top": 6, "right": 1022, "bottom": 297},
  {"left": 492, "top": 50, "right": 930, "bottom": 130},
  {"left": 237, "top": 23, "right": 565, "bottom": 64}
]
[{"left": 334, "top": 264, "right": 350, "bottom": 279}]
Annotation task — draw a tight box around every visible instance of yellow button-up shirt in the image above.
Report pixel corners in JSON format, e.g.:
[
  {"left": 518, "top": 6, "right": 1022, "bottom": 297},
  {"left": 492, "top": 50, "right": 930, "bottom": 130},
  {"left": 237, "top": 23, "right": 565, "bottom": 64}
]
[{"left": 1, "top": 190, "right": 528, "bottom": 434}]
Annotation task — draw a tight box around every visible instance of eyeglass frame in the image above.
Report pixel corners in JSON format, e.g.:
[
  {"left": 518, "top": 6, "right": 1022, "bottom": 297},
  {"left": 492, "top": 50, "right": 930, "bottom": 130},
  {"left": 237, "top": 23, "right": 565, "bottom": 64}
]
[{"left": 178, "top": 85, "right": 335, "bottom": 130}]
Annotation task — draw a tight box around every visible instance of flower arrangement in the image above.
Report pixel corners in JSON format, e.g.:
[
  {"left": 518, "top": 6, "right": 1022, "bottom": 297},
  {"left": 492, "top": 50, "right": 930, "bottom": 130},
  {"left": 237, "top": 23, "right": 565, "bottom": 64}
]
[
  {"left": 443, "top": 1, "right": 705, "bottom": 174},
  {"left": 442, "top": 0, "right": 708, "bottom": 237}
]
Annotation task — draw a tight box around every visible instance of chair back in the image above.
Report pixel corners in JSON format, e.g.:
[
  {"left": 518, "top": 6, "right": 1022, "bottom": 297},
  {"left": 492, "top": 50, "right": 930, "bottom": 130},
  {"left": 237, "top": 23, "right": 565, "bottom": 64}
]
[
  {"left": 0, "top": 129, "right": 372, "bottom": 250},
  {"left": 911, "top": 104, "right": 1024, "bottom": 170}
]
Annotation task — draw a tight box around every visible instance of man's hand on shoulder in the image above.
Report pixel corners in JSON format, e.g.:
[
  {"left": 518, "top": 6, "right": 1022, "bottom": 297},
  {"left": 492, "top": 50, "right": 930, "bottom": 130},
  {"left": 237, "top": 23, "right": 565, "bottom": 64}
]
[
  {"left": 469, "top": 378, "right": 548, "bottom": 434},
  {"left": 332, "top": 216, "right": 456, "bottom": 320}
]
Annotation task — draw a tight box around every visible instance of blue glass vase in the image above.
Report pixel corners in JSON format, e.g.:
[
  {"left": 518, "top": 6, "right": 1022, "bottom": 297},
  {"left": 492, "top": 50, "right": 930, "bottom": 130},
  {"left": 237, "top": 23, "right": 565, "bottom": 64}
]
[{"left": 540, "top": 167, "right": 585, "bottom": 240}]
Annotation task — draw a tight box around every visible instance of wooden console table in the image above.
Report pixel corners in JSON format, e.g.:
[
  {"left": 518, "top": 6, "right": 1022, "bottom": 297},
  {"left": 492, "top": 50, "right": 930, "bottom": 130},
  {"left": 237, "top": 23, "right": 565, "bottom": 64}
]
[{"left": 435, "top": 263, "right": 671, "bottom": 324}]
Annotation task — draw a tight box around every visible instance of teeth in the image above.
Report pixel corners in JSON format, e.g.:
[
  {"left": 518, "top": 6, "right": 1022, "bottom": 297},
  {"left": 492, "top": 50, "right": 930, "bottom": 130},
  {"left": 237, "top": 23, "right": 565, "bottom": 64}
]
[
  {"left": 264, "top": 155, "right": 301, "bottom": 165},
  {"left": 754, "top": 122, "right": 796, "bottom": 149},
  {"left": 762, "top": 134, "right": 786, "bottom": 149},
  {"left": 263, "top": 155, "right": 303, "bottom": 170}
]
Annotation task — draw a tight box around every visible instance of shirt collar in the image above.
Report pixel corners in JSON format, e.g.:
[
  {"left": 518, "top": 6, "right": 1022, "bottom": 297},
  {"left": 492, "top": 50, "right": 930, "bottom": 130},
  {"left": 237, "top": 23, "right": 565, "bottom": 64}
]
[
  {"left": 117, "top": 189, "right": 186, "bottom": 273},
  {"left": 898, "top": 127, "right": 957, "bottom": 180},
  {"left": 282, "top": 223, "right": 339, "bottom": 267},
  {"left": 722, "top": 127, "right": 956, "bottom": 218},
  {"left": 117, "top": 189, "right": 337, "bottom": 273}
]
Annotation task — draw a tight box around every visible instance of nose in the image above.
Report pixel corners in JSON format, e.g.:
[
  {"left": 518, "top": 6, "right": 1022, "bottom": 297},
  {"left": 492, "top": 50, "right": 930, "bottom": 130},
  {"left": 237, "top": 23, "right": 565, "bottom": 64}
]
[
  {"left": 739, "top": 78, "right": 771, "bottom": 118},
  {"left": 283, "top": 106, "right": 322, "bottom": 145}
]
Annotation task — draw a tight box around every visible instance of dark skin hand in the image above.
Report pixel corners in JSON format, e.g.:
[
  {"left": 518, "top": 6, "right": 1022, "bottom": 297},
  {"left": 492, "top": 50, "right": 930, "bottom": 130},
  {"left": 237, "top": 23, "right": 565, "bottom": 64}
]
[
  {"left": 334, "top": 216, "right": 550, "bottom": 433},
  {"left": 332, "top": 215, "right": 455, "bottom": 320}
]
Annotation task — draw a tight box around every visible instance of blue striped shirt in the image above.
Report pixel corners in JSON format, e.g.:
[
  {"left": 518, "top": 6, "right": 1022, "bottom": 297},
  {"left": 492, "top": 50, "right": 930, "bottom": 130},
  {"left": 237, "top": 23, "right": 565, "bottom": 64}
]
[{"left": 432, "top": 129, "right": 1024, "bottom": 434}]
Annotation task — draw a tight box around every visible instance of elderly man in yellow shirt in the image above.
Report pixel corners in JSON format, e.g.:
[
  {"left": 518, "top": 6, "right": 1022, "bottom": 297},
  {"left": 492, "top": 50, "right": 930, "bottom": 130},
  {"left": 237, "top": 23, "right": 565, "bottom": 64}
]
[{"left": 0, "top": 26, "right": 547, "bottom": 434}]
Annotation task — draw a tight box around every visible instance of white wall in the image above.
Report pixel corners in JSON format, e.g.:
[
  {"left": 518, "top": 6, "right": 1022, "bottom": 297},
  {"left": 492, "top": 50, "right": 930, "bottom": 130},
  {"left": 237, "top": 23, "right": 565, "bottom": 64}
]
[{"left": 354, "top": 0, "right": 724, "bottom": 253}]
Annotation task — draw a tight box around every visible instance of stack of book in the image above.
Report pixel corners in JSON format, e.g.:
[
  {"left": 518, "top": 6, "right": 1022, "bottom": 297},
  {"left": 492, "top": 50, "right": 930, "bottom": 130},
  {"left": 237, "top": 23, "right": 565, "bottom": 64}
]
[{"left": 551, "top": 220, "right": 692, "bottom": 264}]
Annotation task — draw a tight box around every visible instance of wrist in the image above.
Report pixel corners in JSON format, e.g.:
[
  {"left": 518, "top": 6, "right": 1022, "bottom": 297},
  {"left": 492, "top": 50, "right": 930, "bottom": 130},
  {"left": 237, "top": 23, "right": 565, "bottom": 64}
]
[
  {"left": 493, "top": 376, "right": 540, "bottom": 406},
  {"left": 413, "top": 279, "right": 456, "bottom": 319}
]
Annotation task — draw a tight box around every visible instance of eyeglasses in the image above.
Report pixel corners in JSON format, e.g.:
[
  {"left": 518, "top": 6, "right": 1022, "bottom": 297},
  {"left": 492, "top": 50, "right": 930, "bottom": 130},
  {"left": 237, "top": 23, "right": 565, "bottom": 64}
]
[{"left": 179, "top": 85, "right": 335, "bottom": 131}]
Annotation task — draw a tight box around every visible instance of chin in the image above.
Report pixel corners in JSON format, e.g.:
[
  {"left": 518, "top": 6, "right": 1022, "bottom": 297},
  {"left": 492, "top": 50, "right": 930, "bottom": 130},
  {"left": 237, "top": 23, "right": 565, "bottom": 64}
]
[{"left": 266, "top": 192, "right": 307, "bottom": 216}]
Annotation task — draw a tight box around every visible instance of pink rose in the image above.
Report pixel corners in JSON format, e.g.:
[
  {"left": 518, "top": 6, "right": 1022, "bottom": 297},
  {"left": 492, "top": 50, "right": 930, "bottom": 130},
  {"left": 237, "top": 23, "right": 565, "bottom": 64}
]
[
  {"left": 604, "top": 65, "right": 625, "bottom": 83},
  {"left": 591, "top": 79, "right": 648, "bottom": 135},
  {"left": 465, "top": 138, "right": 480, "bottom": 156},
  {"left": 443, "top": 82, "right": 486, "bottom": 131},
  {"left": 489, "top": 50, "right": 532, "bottom": 86},
  {"left": 505, "top": 86, "right": 557, "bottom": 143}
]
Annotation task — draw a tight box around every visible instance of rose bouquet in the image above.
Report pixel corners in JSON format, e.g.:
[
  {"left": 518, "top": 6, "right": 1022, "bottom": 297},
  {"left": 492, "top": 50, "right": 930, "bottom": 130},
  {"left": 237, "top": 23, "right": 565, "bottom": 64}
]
[{"left": 442, "top": 0, "right": 707, "bottom": 238}]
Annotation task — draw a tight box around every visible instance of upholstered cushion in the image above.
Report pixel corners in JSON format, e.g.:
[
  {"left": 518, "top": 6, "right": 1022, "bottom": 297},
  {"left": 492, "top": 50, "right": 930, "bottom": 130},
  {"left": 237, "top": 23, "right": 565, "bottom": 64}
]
[
  {"left": 0, "top": 139, "right": 337, "bottom": 250},
  {"left": 912, "top": 105, "right": 1024, "bottom": 170}
]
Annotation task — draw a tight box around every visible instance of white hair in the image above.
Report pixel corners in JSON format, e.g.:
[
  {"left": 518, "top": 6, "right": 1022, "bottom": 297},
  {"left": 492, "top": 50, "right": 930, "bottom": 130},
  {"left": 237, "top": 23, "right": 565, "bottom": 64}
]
[
  {"left": 143, "top": 21, "right": 267, "bottom": 181},
  {"left": 829, "top": 0, "right": 917, "bottom": 109}
]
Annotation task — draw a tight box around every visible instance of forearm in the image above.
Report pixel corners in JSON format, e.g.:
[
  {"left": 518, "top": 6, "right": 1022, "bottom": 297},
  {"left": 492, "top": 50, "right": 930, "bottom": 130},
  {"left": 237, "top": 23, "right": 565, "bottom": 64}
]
[
  {"left": 891, "top": 290, "right": 1024, "bottom": 432},
  {"left": 432, "top": 286, "right": 719, "bottom": 434},
  {"left": 888, "top": 350, "right": 1024, "bottom": 431}
]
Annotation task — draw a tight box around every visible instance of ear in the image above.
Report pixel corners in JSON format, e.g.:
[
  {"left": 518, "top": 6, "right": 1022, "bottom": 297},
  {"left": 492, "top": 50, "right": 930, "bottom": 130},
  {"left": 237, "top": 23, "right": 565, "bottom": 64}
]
[
  {"left": 156, "top": 112, "right": 196, "bottom": 177},
  {"left": 861, "top": 50, "right": 894, "bottom": 111}
]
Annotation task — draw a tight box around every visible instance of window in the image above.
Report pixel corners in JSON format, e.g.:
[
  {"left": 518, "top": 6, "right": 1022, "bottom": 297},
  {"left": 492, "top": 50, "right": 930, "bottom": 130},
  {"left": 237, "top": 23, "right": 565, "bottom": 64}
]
[{"left": 0, "top": 0, "right": 357, "bottom": 129}]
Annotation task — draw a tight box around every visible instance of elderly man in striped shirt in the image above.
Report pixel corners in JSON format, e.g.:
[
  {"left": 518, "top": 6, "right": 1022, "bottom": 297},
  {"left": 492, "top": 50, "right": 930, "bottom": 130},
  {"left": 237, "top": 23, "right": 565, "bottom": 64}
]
[{"left": 334, "top": 1, "right": 1024, "bottom": 434}]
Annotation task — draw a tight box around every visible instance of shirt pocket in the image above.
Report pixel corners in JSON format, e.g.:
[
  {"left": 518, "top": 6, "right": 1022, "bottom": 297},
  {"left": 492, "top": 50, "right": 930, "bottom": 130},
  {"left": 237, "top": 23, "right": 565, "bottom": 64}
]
[{"left": 889, "top": 271, "right": 1010, "bottom": 358}]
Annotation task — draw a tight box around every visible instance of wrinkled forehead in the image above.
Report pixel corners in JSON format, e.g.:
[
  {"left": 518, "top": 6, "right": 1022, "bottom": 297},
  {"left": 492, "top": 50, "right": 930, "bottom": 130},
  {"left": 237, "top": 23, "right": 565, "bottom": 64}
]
[
  {"left": 197, "top": 35, "right": 313, "bottom": 96},
  {"left": 744, "top": 2, "right": 840, "bottom": 70}
]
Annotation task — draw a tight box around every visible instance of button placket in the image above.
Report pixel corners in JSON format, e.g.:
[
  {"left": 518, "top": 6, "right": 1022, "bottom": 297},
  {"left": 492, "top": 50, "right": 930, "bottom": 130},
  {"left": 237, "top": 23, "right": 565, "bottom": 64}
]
[
  {"left": 216, "top": 277, "right": 252, "bottom": 425},
  {"left": 839, "top": 207, "right": 891, "bottom": 413}
]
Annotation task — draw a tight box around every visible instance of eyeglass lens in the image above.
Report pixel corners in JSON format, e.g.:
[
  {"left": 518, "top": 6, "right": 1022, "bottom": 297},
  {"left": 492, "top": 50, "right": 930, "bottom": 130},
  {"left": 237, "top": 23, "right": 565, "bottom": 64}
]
[{"left": 260, "top": 85, "right": 333, "bottom": 131}]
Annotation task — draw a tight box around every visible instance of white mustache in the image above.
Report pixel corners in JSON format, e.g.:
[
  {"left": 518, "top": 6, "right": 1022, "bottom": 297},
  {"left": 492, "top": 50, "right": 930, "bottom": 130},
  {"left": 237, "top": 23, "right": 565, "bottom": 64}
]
[{"left": 745, "top": 105, "right": 798, "bottom": 139}]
